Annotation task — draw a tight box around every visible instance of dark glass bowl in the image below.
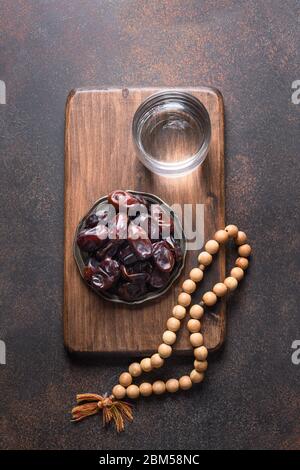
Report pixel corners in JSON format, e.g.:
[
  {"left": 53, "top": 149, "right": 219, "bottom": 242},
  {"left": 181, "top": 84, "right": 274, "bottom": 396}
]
[{"left": 73, "top": 190, "right": 186, "bottom": 305}]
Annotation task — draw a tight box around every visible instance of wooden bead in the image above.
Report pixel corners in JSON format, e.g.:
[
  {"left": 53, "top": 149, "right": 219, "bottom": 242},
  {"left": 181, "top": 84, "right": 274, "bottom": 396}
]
[
  {"left": 182, "top": 279, "right": 196, "bottom": 294},
  {"left": 238, "top": 244, "right": 251, "bottom": 257},
  {"left": 230, "top": 267, "right": 244, "bottom": 281},
  {"left": 235, "top": 257, "right": 249, "bottom": 270},
  {"left": 128, "top": 362, "right": 142, "bottom": 377},
  {"left": 214, "top": 229, "right": 229, "bottom": 244},
  {"left": 235, "top": 231, "right": 247, "bottom": 245},
  {"left": 178, "top": 292, "right": 191, "bottom": 307},
  {"left": 162, "top": 330, "right": 177, "bottom": 345},
  {"left": 179, "top": 375, "right": 193, "bottom": 390},
  {"left": 152, "top": 380, "right": 166, "bottom": 395},
  {"left": 213, "top": 282, "right": 228, "bottom": 297},
  {"left": 158, "top": 343, "right": 172, "bottom": 358},
  {"left": 126, "top": 384, "right": 140, "bottom": 399},
  {"left": 112, "top": 385, "right": 126, "bottom": 400},
  {"left": 140, "top": 357, "right": 152, "bottom": 372},
  {"left": 139, "top": 382, "right": 152, "bottom": 397},
  {"left": 189, "top": 268, "right": 204, "bottom": 283},
  {"left": 166, "top": 317, "right": 181, "bottom": 332},
  {"left": 151, "top": 353, "right": 164, "bottom": 368},
  {"left": 187, "top": 319, "right": 201, "bottom": 333},
  {"left": 202, "top": 291, "right": 217, "bottom": 306},
  {"left": 166, "top": 378, "right": 179, "bottom": 393},
  {"left": 189, "top": 304, "right": 204, "bottom": 319},
  {"left": 190, "top": 332, "right": 203, "bottom": 347},
  {"left": 225, "top": 224, "right": 239, "bottom": 237},
  {"left": 194, "top": 359, "right": 208, "bottom": 372},
  {"left": 199, "top": 264, "right": 206, "bottom": 271},
  {"left": 194, "top": 345, "right": 208, "bottom": 361},
  {"left": 172, "top": 305, "right": 186, "bottom": 320},
  {"left": 205, "top": 239, "right": 219, "bottom": 254},
  {"left": 190, "top": 369, "right": 205, "bottom": 383},
  {"left": 119, "top": 372, "right": 132, "bottom": 387},
  {"left": 224, "top": 276, "right": 238, "bottom": 291},
  {"left": 198, "top": 251, "right": 212, "bottom": 266}
]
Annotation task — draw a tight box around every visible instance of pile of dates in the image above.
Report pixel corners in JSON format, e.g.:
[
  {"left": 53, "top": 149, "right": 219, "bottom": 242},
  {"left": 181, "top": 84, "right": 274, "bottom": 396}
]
[{"left": 76, "top": 190, "right": 184, "bottom": 302}]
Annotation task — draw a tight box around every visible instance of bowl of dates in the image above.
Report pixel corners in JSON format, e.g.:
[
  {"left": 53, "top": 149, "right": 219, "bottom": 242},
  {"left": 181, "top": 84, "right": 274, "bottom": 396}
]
[{"left": 74, "top": 190, "right": 186, "bottom": 304}]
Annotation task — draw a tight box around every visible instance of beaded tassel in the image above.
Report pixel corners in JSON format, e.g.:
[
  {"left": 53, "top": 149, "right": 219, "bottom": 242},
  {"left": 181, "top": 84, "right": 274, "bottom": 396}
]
[{"left": 71, "top": 394, "right": 133, "bottom": 432}]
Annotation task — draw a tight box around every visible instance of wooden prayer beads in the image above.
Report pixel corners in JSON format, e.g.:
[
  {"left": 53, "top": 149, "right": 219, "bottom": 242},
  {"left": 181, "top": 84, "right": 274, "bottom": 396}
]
[
  {"left": 72, "top": 226, "right": 251, "bottom": 433},
  {"left": 111, "top": 226, "right": 251, "bottom": 402}
]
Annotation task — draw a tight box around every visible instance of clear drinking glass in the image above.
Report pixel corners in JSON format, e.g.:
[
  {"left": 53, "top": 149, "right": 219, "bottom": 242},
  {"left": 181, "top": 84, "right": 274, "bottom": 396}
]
[{"left": 132, "top": 91, "right": 211, "bottom": 177}]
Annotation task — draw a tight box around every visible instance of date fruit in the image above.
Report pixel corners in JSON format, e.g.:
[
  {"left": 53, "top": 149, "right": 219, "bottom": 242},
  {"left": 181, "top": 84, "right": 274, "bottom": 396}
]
[{"left": 76, "top": 190, "right": 184, "bottom": 302}]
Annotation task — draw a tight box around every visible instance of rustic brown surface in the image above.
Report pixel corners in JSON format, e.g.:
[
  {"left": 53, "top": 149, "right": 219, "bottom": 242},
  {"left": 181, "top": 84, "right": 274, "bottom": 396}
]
[
  {"left": 0, "top": 0, "right": 299, "bottom": 450},
  {"left": 64, "top": 87, "right": 225, "bottom": 354}
]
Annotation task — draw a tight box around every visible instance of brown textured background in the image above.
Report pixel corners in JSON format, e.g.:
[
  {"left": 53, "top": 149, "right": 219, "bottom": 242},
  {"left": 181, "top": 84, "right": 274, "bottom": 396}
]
[{"left": 0, "top": 0, "right": 299, "bottom": 450}]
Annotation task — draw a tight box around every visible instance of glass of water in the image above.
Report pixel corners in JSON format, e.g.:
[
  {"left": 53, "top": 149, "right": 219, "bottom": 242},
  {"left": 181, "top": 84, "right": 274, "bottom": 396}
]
[{"left": 132, "top": 90, "right": 211, "bottom": 178}]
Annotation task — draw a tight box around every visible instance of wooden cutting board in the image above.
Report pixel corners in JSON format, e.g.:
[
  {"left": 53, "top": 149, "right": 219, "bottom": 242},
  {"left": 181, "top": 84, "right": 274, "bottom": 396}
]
[{"left": 64, "top": 87, "right": 225, "bottom": 355}]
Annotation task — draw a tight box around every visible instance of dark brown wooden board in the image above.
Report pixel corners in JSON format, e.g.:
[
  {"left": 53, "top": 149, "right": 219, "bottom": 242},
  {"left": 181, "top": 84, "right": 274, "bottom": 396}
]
[{"left": 64, "top": 87, "right": 225, "bottom": 355}]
